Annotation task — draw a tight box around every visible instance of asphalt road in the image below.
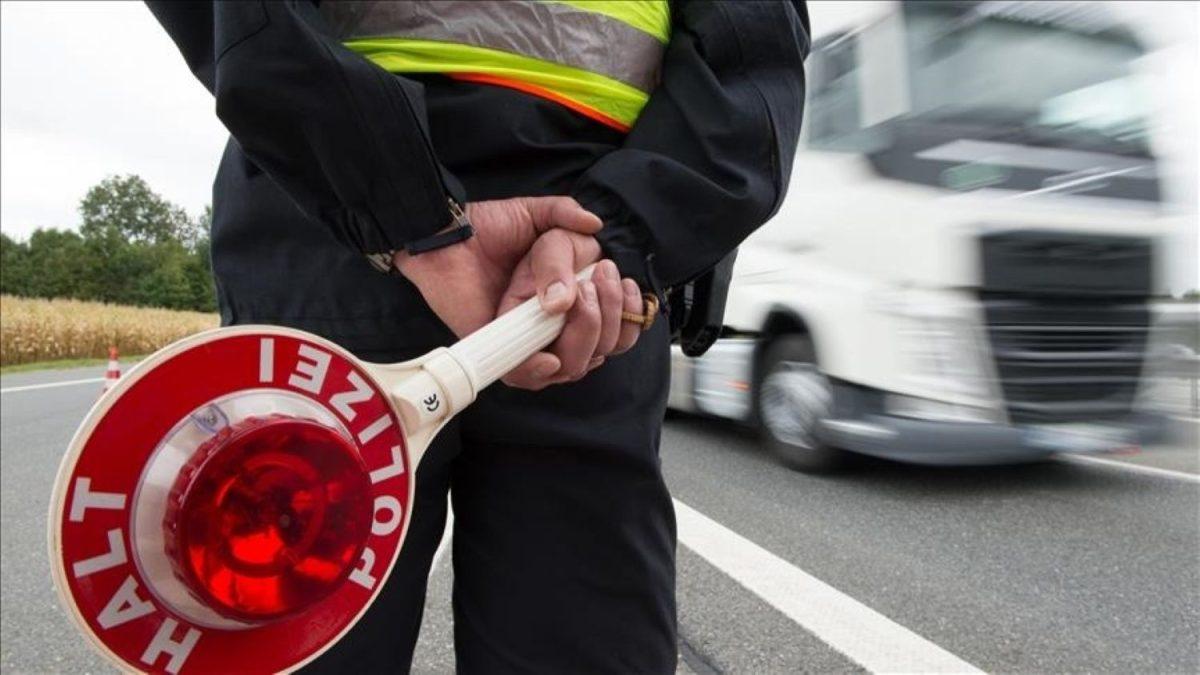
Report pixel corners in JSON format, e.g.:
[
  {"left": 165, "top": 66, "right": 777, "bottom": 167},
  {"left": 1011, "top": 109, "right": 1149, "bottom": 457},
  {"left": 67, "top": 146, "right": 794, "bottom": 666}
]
[{"left": 2, "top": 366, "right": 1197, "bottom": 674}]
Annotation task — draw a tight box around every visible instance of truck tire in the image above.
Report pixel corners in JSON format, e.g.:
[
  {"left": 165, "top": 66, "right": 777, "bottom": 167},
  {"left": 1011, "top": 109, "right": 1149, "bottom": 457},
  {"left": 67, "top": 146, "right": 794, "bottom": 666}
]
[{"left": 755, "top": 335, "right": 843, "bottom": 472}]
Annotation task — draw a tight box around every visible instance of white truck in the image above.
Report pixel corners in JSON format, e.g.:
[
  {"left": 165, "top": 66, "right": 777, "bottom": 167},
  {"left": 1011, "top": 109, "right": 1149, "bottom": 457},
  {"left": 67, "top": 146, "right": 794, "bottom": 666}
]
[{"left": 667, "top": 0, "right": 1179, "bottom": 470}]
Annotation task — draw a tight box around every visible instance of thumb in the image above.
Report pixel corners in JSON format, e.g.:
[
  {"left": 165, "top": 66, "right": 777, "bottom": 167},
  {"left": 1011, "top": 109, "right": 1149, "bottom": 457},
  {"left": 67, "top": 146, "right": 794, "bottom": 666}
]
[
  {"left": 530, "top": 229, "right": 578, "bottom": 314},
  {"left": 530, "top": 230, "right": 603, "bottom": 314}
]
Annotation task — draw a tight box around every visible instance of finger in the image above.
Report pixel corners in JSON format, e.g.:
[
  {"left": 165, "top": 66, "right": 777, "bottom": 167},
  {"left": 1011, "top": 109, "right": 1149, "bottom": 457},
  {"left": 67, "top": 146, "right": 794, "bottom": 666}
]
[
  {"left": 562, "top": 356, "right": 606, "bottom": 383},
  {"left": 551, "top": 280, "right": 602, "bottom": 380},
  {"left": 501, "top": 351, "right": 561, "bottom": 391},
  {"left": 531, "top": 230, "right": 602, "bottom": 314},
  {"left": 593, "top": 261, "right": 623, "bottom": 357},
  {"left": 612, "top": 278, "right": 643, "bottom": 355},
  {"left": 496, "top": 254, "right": 537, "bottom": 317},
  {"left": 521, "top": 196, "right": 603, "bottom": 235}
]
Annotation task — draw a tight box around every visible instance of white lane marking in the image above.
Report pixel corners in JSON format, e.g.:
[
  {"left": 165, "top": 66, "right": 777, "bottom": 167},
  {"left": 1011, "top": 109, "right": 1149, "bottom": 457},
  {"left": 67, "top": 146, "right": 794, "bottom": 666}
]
[
  {"left": 0, "top": 377, "right": 104, "bottom": 394},
  {"left": 1057, "top": 454, "right": 1200, "bottom": 484},
  {"left": 674, "top": 499, "right": 983, "bottom": 674},
  {"left": 429, "top": 503, "right": 455, "bottom": 577}
]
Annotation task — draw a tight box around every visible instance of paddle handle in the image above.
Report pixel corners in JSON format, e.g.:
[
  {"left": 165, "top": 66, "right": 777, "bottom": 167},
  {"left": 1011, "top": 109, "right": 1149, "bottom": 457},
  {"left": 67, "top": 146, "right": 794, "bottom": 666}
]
[{"left": 449, "top": 264, "right": 597, "bottom": 390}]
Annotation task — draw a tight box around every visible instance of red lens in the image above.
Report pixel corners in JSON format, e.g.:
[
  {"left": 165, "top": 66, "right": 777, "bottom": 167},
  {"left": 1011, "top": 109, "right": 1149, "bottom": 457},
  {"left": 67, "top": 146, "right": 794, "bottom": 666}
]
[{"left": 164, "top": 415, "right": 372, "bottom": 622}]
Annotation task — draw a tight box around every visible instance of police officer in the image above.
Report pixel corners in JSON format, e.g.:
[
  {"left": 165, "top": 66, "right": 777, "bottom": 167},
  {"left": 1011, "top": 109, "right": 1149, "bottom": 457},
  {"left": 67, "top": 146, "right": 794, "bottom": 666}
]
[{"left": 148, "top": 1, "right": 809, "bottom": 672}]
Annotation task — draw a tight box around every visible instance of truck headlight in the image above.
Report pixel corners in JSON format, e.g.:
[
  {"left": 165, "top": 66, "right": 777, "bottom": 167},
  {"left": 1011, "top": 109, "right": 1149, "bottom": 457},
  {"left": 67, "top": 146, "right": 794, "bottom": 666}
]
[
  {"left": 875, "top": 289, "right": 998, "bottom": 403},
  {"left": 899, "top": 316, "right": 992, "bottom": 398}
]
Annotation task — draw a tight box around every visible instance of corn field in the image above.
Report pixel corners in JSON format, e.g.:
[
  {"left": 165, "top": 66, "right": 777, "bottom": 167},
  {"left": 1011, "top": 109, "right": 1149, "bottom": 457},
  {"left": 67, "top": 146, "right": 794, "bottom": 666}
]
[{"left": 0, "top": 295, "right": 219, "bottom": 366}]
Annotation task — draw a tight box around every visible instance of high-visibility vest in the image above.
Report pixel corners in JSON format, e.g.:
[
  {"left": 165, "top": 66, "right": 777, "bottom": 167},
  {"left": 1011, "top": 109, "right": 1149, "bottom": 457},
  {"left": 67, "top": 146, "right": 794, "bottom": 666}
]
[{"left": 321, "top": 1, "right": 671, "bottom": 133}]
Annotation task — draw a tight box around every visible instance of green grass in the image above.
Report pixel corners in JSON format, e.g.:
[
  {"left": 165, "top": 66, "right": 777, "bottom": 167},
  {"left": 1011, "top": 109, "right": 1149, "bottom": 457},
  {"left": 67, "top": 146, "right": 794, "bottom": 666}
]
[{"left": 0, "top": 354, "right": 147, "bottom": 375}]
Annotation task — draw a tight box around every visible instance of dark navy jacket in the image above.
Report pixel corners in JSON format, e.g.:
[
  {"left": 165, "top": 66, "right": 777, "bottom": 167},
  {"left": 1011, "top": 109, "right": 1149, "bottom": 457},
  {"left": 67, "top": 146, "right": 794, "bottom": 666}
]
[{"left": 147, "top": 0, "right": 810, "bottom": 355}]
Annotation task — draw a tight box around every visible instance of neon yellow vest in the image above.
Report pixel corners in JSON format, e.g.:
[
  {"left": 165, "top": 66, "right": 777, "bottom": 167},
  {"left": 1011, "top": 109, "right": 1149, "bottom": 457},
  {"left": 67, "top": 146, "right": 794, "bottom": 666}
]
[{"left": 321, "top": 1, "right": 671, "bottom": 132}]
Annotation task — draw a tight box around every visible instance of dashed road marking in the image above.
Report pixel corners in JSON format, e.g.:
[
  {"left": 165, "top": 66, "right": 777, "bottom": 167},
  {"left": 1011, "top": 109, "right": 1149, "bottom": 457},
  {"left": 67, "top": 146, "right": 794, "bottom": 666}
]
[
  {"left": 674, "top": 498, "right": 983, "bottom": 674},
  {"left": 0, "top": 377, "right": 104, "bottom": 394}
]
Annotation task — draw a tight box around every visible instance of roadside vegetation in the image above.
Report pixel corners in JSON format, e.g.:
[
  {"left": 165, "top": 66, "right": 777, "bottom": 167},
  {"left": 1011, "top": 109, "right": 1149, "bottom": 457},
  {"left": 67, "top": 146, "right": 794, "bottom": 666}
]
[
  {"left": 1, "top": 175, "right": 215, "bottom": 312},
  {"left": 0, "top": 295, "right": 217, "bottom": 367},
  {"left": 0, "top": 174, "right": 220, "bottom": 368}
]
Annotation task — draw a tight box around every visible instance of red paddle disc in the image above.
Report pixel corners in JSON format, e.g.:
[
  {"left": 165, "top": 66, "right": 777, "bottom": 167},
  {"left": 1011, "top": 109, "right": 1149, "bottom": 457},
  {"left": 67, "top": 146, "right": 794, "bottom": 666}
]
[{"left": 49, "top": 328, "right": 413, "bottom": 674}]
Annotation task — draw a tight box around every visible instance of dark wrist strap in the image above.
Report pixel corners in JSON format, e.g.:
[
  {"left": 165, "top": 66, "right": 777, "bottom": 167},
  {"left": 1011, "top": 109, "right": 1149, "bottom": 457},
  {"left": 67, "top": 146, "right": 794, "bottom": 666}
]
[
  {"left": 367, "top": 200, "right": 474, "bottom": 274},
  {"left": 403, "top": 224, "right": 475, "bottom": 255}
]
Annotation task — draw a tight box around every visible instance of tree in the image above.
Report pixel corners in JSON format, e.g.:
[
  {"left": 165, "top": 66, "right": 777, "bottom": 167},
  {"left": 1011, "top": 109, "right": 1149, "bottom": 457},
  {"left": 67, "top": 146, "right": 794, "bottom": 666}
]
[
  {"left": 25, "top": 229, "right": 89, "bottom": 299},
  {"left": 0, "top": 232, "right": 32, "bottom": 296},
  {"left": 184, "top": 235, "right": 217, "bottom": 312},
  {"left": 2, "top": 176, "right": 217, "bottom": 312},
  {"left": 193, "top": 205, "right": 213, "bottom": 245},
  {"left": 133, "top": 243, "right": 195, "bottom": 310},
  {"left": 183, "top": 205, "right": 217, "bottom": 310},
  {"left": 79, "top": 175, "right": 195, "bottom": 246}
]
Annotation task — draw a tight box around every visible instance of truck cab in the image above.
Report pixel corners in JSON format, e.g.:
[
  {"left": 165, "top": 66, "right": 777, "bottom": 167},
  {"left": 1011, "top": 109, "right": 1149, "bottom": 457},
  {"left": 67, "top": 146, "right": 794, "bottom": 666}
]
[{"left": 667, "top": 0, "right": 1178, "bottom": 470}]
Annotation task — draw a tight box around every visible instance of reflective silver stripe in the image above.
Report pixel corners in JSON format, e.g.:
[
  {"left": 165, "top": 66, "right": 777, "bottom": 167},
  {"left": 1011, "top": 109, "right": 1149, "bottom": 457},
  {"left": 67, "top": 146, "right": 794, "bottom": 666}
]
[{"left": 321, "top": 0, "right": 664, "bottom": 93}]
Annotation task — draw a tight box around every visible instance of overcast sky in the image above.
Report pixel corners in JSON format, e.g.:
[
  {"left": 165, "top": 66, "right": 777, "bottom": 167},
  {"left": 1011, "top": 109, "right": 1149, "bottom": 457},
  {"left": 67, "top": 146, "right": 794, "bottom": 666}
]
[
  {"left": 1, "top": 1, "right": 1196, "bottom": 288},
  {"left": 1, "top": 2, "right": 227, "bottom": 232}
]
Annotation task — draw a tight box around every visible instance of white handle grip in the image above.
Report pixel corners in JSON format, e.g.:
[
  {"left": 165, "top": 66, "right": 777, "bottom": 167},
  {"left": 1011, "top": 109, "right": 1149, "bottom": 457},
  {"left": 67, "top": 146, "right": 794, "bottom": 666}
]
[{"left": 449, "top": 264, "right": 597, "bottom": 391}]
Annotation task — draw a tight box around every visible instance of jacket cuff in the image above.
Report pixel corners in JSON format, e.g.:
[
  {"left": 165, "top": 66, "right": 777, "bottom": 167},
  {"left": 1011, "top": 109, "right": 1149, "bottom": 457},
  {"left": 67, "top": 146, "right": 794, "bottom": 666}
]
[
  {"left": 572, "top": 186, "right": 664, "bottom": 301},
  {"left": 363, "top": 174, "right": 468, "bottom": 273}
]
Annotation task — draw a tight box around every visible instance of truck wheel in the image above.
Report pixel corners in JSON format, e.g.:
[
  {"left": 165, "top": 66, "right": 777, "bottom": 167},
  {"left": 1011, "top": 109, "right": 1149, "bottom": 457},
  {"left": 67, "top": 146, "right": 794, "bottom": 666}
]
[{"left": 755, "top": 335, "right": 842, "bottom": 472}]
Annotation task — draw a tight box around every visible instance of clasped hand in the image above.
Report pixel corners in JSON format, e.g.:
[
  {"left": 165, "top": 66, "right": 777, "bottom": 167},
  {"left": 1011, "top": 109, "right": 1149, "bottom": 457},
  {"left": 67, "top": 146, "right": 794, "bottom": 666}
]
[{"left": 394, "top": 196, "right": 646, "bottom": 391}]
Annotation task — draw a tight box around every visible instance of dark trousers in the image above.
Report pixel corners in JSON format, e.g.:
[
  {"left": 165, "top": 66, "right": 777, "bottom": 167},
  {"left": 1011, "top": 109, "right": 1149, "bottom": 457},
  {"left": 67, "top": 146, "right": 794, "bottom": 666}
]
[{"left": 303, "top": 323, "right": 677, "bottom": 674}]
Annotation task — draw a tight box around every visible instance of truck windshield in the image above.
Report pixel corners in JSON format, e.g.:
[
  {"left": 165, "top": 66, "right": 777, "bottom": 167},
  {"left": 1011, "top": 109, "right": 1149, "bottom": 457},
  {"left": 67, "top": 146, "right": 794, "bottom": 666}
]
[{"left": 904, "top": 6, "right": 1150, "bottom": 155}]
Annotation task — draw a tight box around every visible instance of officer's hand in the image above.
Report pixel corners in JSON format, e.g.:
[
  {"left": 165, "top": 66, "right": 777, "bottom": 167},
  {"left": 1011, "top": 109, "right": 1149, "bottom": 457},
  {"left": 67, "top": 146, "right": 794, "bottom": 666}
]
[
  {"left": 394, "top": 196, "right": 602, "bottom": 339},
  {"left": 495, "top": 230, "right": 645, "bottom": 391}
]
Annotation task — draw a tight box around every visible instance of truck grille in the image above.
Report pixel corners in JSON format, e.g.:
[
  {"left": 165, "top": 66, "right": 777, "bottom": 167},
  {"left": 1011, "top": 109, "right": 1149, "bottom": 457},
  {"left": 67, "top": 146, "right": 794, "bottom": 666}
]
[
  {"left": 983, "top": 298, "right": 1149, "bottom": 423},
  {"left": 979, "top": 231, "right": 1153, "bottom": 424}
]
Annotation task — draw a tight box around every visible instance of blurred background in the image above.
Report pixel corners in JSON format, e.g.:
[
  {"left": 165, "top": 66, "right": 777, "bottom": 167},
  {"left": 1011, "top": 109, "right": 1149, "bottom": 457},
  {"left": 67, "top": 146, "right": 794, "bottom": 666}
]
[
  {"left": 665, "top": 0, "right": 1199, "bottom": 471},
  {"left": 1, "top": 2, "right": 1198, "bottom": 673}
]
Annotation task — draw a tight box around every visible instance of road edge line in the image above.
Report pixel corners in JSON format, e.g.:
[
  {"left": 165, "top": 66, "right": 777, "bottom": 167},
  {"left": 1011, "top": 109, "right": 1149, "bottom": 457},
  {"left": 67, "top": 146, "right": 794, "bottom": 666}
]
[
  {"left": 674, "top": 498, "right": 983, "bottom": 674},
  {"left": 0, "top": 377, "right": 105, "bottom": 394},
  {"left": 1057, "top": 454, "right": 1200, "bottom": 484}
]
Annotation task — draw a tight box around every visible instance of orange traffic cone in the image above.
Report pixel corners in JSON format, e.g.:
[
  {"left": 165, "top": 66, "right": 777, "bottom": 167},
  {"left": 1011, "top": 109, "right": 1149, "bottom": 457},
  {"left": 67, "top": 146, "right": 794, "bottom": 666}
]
[{"left": 102, "top": 346, "right": 120, "bottom": 393}]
